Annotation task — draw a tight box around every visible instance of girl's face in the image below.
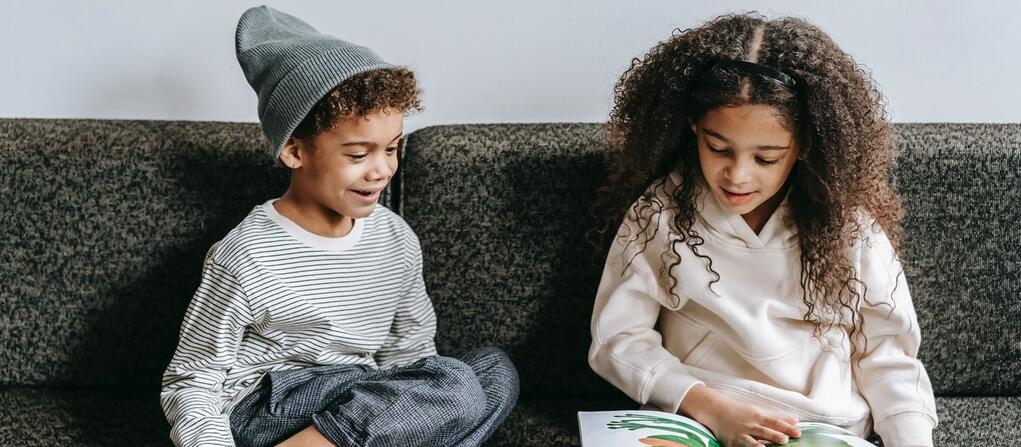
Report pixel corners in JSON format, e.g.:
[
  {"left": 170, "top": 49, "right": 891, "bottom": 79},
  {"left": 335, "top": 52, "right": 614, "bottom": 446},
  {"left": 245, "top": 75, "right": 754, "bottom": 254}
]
[{"left": 691, "top": 104, "right": 800, "bottom": 229}]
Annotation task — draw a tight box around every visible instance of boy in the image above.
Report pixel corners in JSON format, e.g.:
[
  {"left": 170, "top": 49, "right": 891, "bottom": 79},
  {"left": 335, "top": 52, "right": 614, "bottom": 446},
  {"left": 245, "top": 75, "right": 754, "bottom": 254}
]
[{"left": 160, "top": 6, "right": 518, "bottom": 447}]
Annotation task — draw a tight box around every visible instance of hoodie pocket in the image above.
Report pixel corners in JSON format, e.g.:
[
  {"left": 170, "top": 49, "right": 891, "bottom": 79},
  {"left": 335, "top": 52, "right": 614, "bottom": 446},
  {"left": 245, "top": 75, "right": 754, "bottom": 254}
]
[
  {"left": 682, "top": 331, "right": 720, "bottom": 367},
  {"left": 734, "top": 334, "right": 831, "bottom": 394},
  {"left": 659, "top": 308, "right": 717, "bottom": 367}
]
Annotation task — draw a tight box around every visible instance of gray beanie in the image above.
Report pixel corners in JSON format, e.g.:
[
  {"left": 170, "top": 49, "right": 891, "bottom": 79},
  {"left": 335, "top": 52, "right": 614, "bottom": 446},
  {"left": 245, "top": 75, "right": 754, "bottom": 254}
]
[{"left": 235, "top": 5, "right": 394, "bottom": 162}]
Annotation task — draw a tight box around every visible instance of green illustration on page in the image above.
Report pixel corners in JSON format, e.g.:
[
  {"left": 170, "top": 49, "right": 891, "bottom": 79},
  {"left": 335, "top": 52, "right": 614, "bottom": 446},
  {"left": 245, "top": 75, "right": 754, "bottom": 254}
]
[{"left": 607, "top": 413, "right": 721, "bottom": 447}]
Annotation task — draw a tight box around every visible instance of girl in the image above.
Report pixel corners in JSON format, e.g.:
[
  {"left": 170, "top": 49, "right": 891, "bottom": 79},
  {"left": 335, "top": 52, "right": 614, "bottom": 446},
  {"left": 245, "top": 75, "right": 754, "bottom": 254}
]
[{"left": 588, "top": 13, "right": 937, "bottom": 447}]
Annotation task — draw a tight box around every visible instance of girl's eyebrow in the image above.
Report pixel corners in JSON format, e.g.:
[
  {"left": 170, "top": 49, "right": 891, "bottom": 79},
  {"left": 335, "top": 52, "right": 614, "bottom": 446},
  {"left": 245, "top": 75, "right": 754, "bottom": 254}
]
[
  {"left": 341, "top": 131, "right": 405, "bottom": 148},
  {"left": 701, "top": 127, "right": 789, "bottom": 151}
]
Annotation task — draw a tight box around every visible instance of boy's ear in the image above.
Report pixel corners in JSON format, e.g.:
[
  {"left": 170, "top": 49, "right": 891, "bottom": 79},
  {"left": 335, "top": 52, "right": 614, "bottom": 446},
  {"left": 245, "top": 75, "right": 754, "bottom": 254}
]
[{"left": 279, "top": 137, "right": 305, "bottom": 169}]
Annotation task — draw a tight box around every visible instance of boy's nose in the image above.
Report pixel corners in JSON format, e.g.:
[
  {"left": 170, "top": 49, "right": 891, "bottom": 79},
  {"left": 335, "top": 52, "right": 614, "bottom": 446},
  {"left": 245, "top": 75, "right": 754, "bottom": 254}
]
[{"left": 367, "top": 155, "right": 393, "bottom": 180}]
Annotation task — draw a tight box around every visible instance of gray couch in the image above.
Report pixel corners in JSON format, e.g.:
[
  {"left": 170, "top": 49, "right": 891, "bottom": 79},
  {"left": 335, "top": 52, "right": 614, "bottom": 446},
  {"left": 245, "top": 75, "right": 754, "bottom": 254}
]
[{"left": 0, "top": 119, "right": 1018, "bottom": 446}]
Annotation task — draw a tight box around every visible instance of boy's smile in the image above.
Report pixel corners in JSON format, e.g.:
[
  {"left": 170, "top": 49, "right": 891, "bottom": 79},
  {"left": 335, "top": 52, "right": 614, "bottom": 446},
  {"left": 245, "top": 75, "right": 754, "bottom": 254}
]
[
  {"left": 275, "top": 108, "right": 404, "bottom": 238},
  {"left": 349, "top": 188, "right": 383, "bottom": 204},
  {"left": 692, "top": 104, "right": 800, "bottom": 234}
]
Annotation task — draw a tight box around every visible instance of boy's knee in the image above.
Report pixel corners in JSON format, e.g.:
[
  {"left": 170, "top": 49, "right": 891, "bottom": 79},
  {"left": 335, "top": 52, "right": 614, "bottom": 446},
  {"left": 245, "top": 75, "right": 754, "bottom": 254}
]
[
  {"left": 426, "top": 355, "right": 475, "bottom": 383},
  {"left": 482, "top": 348, "right": 516, "bottom": 376},
  {"left": 425, "top": 356, "right": 488, "bottom": 417},
  {"left": 465, "top": 348, "right": 519, "bottom": 391},
  {"left": 461, "top": 347, "right": 508, "bottom": 370}
]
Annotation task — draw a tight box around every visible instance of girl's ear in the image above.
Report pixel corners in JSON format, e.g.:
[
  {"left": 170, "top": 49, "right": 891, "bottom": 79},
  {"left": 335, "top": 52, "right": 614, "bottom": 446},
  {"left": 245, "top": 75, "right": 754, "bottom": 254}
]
[
  {"left": 279, "top": 137, "right": 306, "bottom": 170},
  {"left": 688, "top": 117, "right": 697, "bottom": 135}
]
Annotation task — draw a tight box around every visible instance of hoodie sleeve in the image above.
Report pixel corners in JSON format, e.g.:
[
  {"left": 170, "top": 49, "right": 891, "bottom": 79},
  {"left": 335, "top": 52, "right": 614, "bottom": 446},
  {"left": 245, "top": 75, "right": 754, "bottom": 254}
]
[
  {"left": 853, "top": 227, "right": 938, "bottom": 447},
  {"left": 588, "top": 205, "right": 704, "bottom": 413}
]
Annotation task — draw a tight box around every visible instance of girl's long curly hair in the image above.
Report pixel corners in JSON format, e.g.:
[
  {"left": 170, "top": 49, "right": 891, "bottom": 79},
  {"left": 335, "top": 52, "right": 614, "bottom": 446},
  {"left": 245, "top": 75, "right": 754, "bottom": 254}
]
[{"left": 598, "top": 13, "right": 903, "bottom": 356}]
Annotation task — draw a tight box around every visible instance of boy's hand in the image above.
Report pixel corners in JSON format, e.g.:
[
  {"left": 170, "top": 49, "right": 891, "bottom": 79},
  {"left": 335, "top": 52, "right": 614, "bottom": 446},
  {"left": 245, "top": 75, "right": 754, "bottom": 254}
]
[{"left": 679, "top": 384, "right": 801, "bottom": 446}]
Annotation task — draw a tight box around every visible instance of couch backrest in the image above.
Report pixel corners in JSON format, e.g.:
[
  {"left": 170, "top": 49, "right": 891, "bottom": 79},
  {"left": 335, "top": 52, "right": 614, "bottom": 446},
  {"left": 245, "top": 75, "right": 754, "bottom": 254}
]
[
  {"left": 0, "top": 119, "right": 291, "bottom": 387},
  {"left": 401, "top": 123, "right": 1021, "bottom": 397},
  {"left": 1, "top": 119, "right": 1018, "bottom": 398},
  {"left": 891, "top": 123, "right": 1020, "bottom": 396},
  {"left": 399, "top": 124, "right": 615, "bottom": 397}
]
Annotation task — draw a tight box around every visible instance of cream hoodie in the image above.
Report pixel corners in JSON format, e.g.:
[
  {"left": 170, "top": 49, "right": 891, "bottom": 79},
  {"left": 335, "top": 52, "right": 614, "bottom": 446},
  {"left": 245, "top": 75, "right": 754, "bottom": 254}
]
[{"left": 589, "top": 173, "right": 937, "bottom": 446}]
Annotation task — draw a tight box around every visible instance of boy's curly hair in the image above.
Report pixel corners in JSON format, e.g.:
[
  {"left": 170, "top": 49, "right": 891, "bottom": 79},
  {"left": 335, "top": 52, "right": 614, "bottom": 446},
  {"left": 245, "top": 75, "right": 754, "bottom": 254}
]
[
  {"left": 292, "top": 67, "right": 423, "bottom": 141},
  {"left": 599, "top": 13, "right": 903, "bottom": 356}
]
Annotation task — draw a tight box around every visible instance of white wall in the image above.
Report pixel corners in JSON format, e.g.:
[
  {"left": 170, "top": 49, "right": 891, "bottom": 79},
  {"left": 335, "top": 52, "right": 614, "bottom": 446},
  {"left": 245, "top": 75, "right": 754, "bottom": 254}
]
[{"left": 2, "top": 0, "right": 1019, "bottom": 131}]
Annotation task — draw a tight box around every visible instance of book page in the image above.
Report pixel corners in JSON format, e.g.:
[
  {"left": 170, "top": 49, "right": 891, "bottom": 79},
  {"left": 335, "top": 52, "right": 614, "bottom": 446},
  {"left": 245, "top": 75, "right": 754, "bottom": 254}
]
[
  {"left": 579, "top": 411, "right": 877, "bottom": 447},
  {"left": 578, "top": 410, "right": 720, "bottom": 447}
]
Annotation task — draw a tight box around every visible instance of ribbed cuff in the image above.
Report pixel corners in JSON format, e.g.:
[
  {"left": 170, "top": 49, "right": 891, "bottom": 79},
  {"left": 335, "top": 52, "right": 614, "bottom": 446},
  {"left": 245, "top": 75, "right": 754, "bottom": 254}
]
[
  {"left": 646, "top": 361, "right": 704, "bottom": 414},
  {"left": 873, "top": 412, "right": 935, "bottom": 447}
]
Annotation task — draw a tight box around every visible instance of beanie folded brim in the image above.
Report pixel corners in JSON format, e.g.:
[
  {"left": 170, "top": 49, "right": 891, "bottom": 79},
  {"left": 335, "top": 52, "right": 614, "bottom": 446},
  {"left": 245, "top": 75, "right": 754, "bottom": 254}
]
[{"left": 260, "top": 46, "right": 393, "bottom": 163}]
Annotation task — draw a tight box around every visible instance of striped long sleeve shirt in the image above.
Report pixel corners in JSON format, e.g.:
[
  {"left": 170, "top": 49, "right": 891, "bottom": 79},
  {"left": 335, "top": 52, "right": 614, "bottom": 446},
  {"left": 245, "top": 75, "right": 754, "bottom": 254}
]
[{"left": 160, "top": 200, "right": 438, "bottom": 447}]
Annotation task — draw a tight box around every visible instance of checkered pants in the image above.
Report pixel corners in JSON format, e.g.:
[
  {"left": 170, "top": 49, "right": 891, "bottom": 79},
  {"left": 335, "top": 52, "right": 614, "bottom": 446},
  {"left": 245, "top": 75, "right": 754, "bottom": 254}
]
[{"left": 229, "top": 348, "right": 519, "bottom": 447}]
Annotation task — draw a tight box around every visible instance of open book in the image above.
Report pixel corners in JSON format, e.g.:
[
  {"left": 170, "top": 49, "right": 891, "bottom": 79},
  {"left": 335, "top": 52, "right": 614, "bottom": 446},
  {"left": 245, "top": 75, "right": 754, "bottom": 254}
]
[{"left": 578, "top": 410, "right": 877, "bottom": 447}]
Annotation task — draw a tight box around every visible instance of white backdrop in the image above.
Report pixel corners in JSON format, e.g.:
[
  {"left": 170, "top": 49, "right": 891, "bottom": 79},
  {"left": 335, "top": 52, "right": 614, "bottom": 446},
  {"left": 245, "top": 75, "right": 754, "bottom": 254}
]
[{"left": 2, "top": 0, "right": 1018, "bottom": 131}]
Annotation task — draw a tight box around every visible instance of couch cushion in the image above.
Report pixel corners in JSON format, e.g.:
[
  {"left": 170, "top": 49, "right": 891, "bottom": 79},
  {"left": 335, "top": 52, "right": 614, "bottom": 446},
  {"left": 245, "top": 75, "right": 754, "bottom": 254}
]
[
  {"left": 931, "top": 396, "right": 1021, "bottom": 444},
  {"left": 0, "top": 386, "right": 630, "bottom": 446},
  {"left": 400, "top": 123, "right": 1021, "bottom": 398},
  {"left": 0, "top": 387, "right": 171, "bottom": 446},
  {"left": 488, "top": 395, "right": 636, "bottom": 446},
  {"left": 0, "top": 386, "right": 631, "bottom": 446},
  {"left": 1, "top": 387, "right": 1016, "bottom": 445}
]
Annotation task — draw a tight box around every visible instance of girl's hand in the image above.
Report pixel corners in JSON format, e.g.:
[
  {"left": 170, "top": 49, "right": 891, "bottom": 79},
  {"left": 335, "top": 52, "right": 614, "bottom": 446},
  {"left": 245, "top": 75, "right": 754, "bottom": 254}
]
[{"left": 679, "top": 384, "right": 801, "bottom": 446}]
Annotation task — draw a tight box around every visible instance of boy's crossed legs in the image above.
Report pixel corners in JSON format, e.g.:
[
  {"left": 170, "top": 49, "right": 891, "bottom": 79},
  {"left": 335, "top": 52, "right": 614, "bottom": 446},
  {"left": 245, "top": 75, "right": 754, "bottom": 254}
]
[{"left": 230, "top": 348, "right": 518, "bottom": 447}]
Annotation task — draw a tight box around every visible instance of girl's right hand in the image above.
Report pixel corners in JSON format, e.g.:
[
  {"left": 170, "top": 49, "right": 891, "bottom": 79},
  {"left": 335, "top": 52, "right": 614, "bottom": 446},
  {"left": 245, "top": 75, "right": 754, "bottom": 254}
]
[{"left": 679, "top": 384, "right": 801, "bottom": 446}]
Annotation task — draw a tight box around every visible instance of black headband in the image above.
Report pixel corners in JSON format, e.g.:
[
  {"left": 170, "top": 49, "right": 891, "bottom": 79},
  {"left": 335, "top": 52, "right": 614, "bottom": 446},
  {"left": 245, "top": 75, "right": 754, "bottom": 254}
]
[{"left": 710, "top": 59, "right": 797, "bottom": 89}]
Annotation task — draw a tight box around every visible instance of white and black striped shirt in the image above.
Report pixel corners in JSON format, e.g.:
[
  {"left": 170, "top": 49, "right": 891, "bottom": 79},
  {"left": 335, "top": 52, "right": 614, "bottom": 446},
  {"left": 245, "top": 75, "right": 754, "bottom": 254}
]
[{"left": 160, "top": 200, "right": 437, "bottom": 447}]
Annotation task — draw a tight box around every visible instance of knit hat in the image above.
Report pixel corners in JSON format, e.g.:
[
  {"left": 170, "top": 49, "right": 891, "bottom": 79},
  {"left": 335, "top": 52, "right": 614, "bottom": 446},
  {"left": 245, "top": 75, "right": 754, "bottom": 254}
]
[{"left": 235, "top": 5, "right": 394, "bottom": 162}]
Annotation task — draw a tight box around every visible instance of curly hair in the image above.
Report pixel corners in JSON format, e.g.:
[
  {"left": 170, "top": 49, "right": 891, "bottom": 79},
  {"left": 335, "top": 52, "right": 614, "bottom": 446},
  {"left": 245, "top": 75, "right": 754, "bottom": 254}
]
[
  {"left": 598, "top": 12, "right": 903, "bottom": 357},
  {"left": 292, "top": 67, "right": 423, "bottom": 141}
]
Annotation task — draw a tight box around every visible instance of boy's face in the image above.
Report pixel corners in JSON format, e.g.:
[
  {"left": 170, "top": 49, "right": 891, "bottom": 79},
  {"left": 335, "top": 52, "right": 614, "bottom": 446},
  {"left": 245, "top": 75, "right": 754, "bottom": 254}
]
[
  {"left": 283, "top": 108, "right": 403, "bottom": 220},
  {"left": 692, "top": 104, "right": 800, "bottom": 222}
]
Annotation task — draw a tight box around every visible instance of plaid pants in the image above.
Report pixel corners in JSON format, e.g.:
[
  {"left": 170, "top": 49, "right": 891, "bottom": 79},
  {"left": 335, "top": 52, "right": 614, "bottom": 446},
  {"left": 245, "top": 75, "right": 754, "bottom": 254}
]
[{"left": 229, "top": 348, "right": 519, "bottom": 447}]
